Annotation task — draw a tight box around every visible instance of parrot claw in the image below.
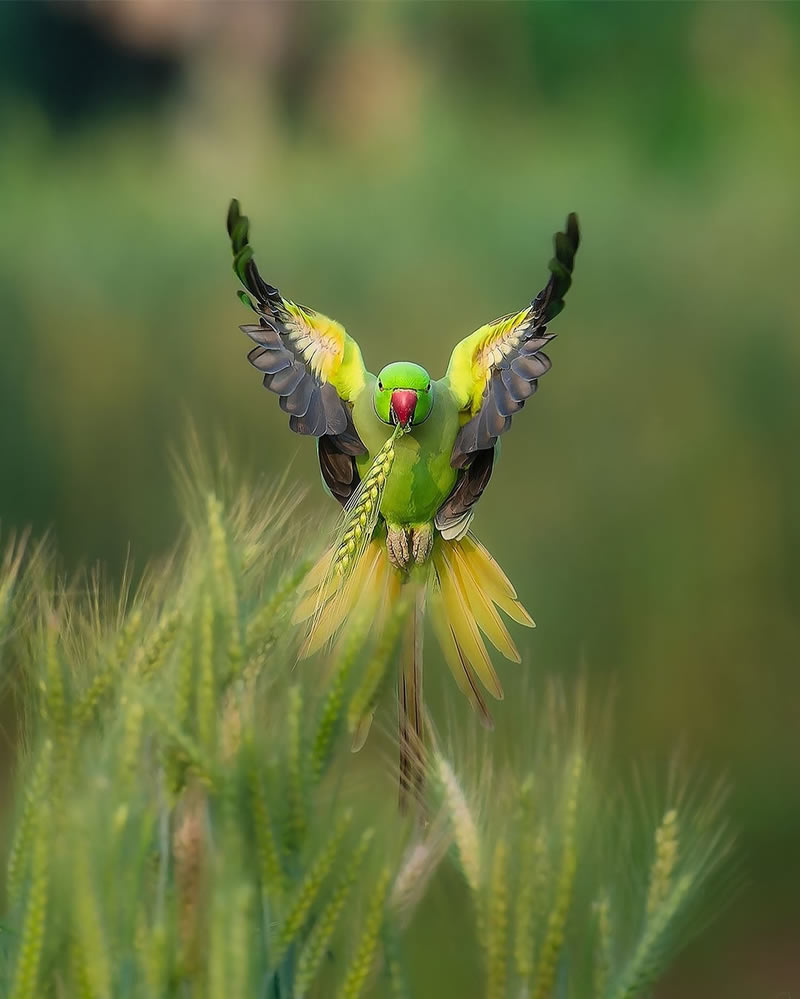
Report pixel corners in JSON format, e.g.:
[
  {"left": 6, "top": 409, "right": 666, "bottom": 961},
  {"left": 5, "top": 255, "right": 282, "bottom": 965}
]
[
  {"left": 387, "top": 526, "right": 411, "bottom": 569},
  {"left": 387, "top": 524, "right": 434, "bottom": 569},
  {"left": 412, "top": 523, "right": 433, "bottom": 564}
]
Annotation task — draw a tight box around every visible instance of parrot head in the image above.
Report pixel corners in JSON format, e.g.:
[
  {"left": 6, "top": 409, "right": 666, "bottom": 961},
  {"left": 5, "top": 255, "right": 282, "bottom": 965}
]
[{"left": 373, "top": 361, "right": 433, "bottom": 429}]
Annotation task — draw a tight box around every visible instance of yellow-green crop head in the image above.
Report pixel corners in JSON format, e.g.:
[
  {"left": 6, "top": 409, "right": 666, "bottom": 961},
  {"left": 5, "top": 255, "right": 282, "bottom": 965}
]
[{"left": 373, "top": 361, "right": 433, "bottom": 429}]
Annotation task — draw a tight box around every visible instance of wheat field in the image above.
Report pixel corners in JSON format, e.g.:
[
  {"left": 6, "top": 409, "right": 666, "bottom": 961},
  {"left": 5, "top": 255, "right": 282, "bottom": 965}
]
[{"left": 0, "top": 465, "right": 732, "bottom": 998}]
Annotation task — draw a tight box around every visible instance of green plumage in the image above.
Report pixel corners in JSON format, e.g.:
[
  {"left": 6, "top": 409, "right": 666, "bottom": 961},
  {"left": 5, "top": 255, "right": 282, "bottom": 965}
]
[
  {"left": 227, "top": 198, "right": 579, "bottom": 802},
  {"left": 352, "top": 376, "right": 459, "bottom": 529}
]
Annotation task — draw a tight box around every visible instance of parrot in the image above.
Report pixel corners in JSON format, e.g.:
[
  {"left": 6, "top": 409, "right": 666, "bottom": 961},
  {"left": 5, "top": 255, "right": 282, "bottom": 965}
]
[{"left": 226, "top": 199, "right": 579, "bottom": 802}]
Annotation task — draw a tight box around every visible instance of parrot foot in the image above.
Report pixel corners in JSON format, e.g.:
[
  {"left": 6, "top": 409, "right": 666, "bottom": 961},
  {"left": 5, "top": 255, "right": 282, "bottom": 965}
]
[
  {"left": 411, "top": 523, "right": 433, "bottom": 564},
  {"left": 387, "top": 524, "right": 434, "bottom": 569},
  {"left": 387, "top": 526, "right": 411, "bottom": 569}
]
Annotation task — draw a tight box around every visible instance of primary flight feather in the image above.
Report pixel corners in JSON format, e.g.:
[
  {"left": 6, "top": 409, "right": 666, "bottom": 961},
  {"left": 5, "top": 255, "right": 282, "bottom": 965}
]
[{"left": 227, "top": 199, "right": 580, "bottom": 802}]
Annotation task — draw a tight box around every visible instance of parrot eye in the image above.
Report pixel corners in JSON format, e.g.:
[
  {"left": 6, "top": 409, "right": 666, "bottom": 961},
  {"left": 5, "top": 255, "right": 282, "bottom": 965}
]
[
  {"left": 426, "top": 382, "right": 431, "bottom": 392},
  {"left": 378, "top": 379, "right": 383, "bottom": 391}
]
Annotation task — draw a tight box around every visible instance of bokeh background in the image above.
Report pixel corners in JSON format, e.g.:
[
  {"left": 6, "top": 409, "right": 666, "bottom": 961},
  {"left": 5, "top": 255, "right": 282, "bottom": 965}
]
[{"left": 1, "top": 2, "right": 799, "bottom": 994}]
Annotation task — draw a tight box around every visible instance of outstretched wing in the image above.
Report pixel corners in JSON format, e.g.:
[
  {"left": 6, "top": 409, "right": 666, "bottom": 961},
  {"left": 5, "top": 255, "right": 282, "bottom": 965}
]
[
  {"left": 435, "top": 213, "right": 579, "bottom": 539},
  {"left": 443, "top": 213, "right": 579, "bottom": 469},
  {"left": 227, "top": 199, "right": 370, "bottom": 453}
]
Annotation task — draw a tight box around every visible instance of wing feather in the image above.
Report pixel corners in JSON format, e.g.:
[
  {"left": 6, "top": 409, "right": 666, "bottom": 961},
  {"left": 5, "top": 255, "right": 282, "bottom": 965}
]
[
  {"left": 318, "top": 434, "right": 360, "bottom": 505},
  {"left": 319, "top": 382, "right": 348, "bottom": 436},
  {"left": 227, "top": 199, "right": 370, "bottom": 453},
  {"left": 268, "top": 360, "right": 306, "bottom": 395},
  {"left": 278, "top": 371, "right": 315, "bottom": 416},
  {"left": 434, "top": 448, "right": 494, "bottom": 540},
  {"left": 247, "top": 345, "right": 293, "bottom": 374},
  {"left": 511, "top": 352, "right": 550, "bottom": 380},
  {"left": 444, "top": 213, "right": 579, "bottom": 469},
  {"left": 500, "top": 365, "right": 535, "bottom": 402},
  {"left": 491, "top": 377, "right": 520, "bottom": 418}
]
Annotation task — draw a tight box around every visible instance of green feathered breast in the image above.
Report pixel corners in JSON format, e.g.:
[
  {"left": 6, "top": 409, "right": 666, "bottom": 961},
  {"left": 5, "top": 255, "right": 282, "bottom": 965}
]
[{"left": 351, "top": 377, "right": 460, "bottom": 526}]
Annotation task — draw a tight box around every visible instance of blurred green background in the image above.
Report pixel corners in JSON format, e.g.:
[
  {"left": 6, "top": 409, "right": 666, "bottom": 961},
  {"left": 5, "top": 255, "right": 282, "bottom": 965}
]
[{"left": 1, "top": 2, "right": 799, "bottom": 994}]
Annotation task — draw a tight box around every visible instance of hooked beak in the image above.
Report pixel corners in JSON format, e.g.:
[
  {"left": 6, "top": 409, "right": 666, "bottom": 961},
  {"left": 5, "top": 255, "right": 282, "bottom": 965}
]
[{"left": 390, "top": 389, "right": 417, "bottom": 428}]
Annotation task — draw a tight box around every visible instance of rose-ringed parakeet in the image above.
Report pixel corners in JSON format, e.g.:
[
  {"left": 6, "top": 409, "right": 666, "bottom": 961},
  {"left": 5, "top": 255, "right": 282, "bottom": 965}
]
[{"left": 227, "top": 199, "right": 579, "bottom": 800}]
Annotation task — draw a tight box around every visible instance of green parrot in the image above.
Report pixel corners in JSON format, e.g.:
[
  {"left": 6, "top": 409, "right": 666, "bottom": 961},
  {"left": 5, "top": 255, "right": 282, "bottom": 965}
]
[{"left": 226, "top": 199, "right": 579, "bottom": 798}]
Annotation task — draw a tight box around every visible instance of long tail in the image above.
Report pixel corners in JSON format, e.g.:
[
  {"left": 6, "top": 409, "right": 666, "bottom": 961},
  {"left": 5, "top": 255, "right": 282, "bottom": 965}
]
[
  {"left": 398, "top": 586, "right": 426, "bottom": 811},
  {"left": 428, "top": 533, "right": 534, "bottom": 730},
  {"left": 293, "top": 532, "right": 533, "bottom": 797}
]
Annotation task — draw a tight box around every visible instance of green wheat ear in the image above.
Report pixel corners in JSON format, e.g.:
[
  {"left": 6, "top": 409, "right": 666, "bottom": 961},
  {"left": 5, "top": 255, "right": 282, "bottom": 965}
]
[
  {"left": 309, "top": 609, "right": 371, "bottom": 781},
  {"left": 487, "top": 837, "right": 509, "bottom": 999},
  {"left": 592, "top": 894, "right": 614, "bottom": 998},
  {"left": 434, "top": 754, "right": 482, "bottom": 899},
  {"left": 285, "top": 684, "right": 307, "bottom": 852},
  {"left": 332, "top": 423, "right": 406, "bottom": 579},
  {"left": 337, "top": 865, "right": 393, "bottom": 999},
  {"left": 8, "top": 742, "right": 52, "bottom": 999},
  {"left": 271, "top": 809, "right": 353, "bottom": 968},
  {"left": 6, "top": 741, "right": 53, "bottom": 911},
  {"left": 294, "top": 828, "right": 375, "bottom": 998},
  {"left": 247, "top": 750, "right": 286, "bottom": 905},
  {"left": 347, "top": 594, "right": 411, "bottom": 744},
  {"left": 532, "top": 751, "right": 583, "bottom": 999}
]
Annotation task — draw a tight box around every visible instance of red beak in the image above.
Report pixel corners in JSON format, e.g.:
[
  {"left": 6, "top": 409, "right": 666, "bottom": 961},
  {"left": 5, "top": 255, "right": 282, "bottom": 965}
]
[{"left": 390, "top": 389, "right": 417, "bottom": 427}]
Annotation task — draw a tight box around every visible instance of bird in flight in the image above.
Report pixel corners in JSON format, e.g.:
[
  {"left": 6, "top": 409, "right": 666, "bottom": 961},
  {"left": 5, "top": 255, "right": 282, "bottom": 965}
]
[{"left": 227, "top": 199, "right": 579, "bottom": 801}]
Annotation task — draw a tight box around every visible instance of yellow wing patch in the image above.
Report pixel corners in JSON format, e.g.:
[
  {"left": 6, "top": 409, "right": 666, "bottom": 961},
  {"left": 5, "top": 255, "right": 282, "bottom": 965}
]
[
  {"left": 473, "top": 309, "right": 530, "bottom": 371},
  {"left": 446, "top": 307, "right": 535, "bottom": 414},
  {"left": 281, "top": 302, "right": 367, "bottom": 402},
  {"left": 284, "top": 303, "right": 346, "bottom": 383}
]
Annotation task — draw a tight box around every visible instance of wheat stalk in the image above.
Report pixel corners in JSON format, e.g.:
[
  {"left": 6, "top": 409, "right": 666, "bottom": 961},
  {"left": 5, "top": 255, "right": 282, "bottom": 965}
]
[{"left": 333, "top": 425, "right": 405, "bottom": 578}]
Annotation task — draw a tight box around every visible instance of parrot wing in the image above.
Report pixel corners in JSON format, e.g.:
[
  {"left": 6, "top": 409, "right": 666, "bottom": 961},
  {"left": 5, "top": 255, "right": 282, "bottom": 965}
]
[
  {"left": 435, "top": 213, "right": 579, "bottom": 538},
  {"left": 227, "top": 199, "right": 371, "bottom": 458}
]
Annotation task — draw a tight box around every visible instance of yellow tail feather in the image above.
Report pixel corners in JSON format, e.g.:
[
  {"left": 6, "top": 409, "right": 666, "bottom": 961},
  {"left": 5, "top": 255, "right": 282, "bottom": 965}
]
[
  {"left": 435, "top": 545, "right": 503, "bottom": 700},
  {"left": 296, "top": 545, "right": 334, "bottom": 597},
  {"left": 298, "top": 540, "right": 383, "bottom": 657},
  {"left": 294, "top": 529, "right": 534, "bottom": 791},
  {"left": 460, "top": 535, "right": 535, "bottom": 627},
  {"left": 450, "top": 542, "right": 521, "bottom": 663},
  {"left": 428, "top": 588, "right": 493, "bottom": 728}
]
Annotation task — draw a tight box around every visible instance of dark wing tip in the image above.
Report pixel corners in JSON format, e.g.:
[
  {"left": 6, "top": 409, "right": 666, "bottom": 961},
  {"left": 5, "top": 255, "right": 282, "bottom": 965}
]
[
  {"left": 539, "top": 211, "right": 580, "bottom": 322},
  {"left": 552, "top": 212, "right": 579, "bottom": 275},
  {"left": 227, "top": 200, "right": 278, "bottom": 307},
  {"left": 449, "top": 213, "right": 579, "bottom": 470},
  {"left": 565, "top": 212, "right": 580, "bottom": 252},
  {"left": 227, "top": 199, "right": 251, "bottom": 255},
  {"left": 226, "top": 200, "right": 365, "bottom": 448},
  {"left": 226, "top": 198, "right": 241, "bottom": 238}
]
